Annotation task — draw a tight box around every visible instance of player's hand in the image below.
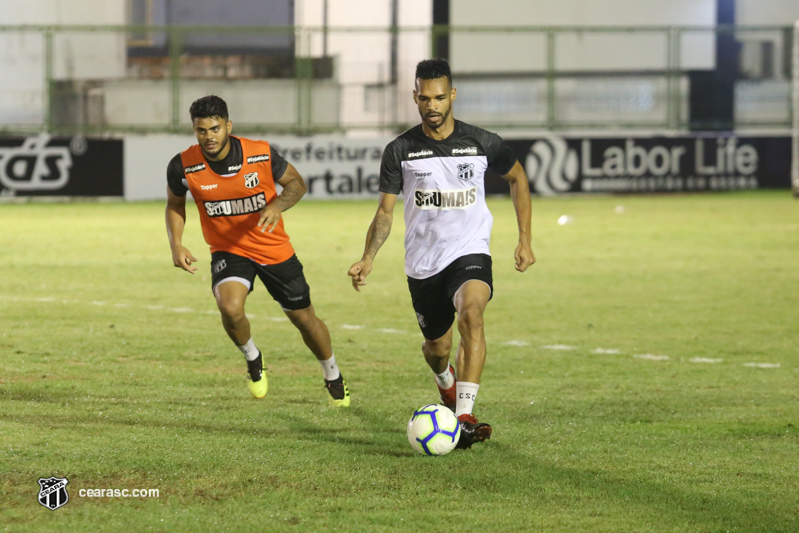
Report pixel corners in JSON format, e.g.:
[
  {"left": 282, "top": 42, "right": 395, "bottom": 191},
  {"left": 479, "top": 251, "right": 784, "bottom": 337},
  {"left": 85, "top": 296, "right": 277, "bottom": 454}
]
[
  {"left": 172, "top": 245, "right": 198, "bottom": 274},
  {"left": 514, "top": 241, "right": 535, "bottom": 272},
  {"left": 347, "top": 260, "right": 373, "bottom": 292},
  {"left": 257, "top": 204, "right": 282, "bottom": 233}
]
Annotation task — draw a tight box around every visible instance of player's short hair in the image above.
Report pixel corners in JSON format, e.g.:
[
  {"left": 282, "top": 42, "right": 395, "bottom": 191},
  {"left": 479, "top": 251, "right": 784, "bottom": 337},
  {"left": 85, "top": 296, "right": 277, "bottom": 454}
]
[
  {"left": 415, "top": 59, "right": 452, "bottom": 84},
  {"left": 189, "top": 95, "right": 229, "bottom": 121}
]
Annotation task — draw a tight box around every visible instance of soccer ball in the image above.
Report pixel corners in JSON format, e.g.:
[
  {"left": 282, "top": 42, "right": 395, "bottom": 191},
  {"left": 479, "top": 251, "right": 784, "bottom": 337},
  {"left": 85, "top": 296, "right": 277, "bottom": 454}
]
[{"left": 406, "top": 404, "right": 461, "bottom": 456}]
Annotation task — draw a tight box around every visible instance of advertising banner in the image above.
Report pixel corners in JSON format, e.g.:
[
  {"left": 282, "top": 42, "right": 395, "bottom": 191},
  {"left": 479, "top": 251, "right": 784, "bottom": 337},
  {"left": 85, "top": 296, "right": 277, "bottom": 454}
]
[
  {"left": 124, "top": 132, "right": 793, "bottom": 201},
  {"left": 0, "top": 134, "right": 123, "bottom": 197},
  {"left": 494, "top": 134, "right": 792, "bottom": 195},
  {"left": 269, "top": 136, "right": 392, "bottom": 199}
]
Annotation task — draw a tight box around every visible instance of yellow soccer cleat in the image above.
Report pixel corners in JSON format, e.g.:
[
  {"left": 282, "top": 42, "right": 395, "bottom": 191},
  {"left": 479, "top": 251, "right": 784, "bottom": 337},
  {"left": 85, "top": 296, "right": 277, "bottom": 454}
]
[
  {"left": 325, "top": 375, "right": 350, "bottom": 407},
  {"left": 247, "top": 368, "right": 268, "bottom": 399}
]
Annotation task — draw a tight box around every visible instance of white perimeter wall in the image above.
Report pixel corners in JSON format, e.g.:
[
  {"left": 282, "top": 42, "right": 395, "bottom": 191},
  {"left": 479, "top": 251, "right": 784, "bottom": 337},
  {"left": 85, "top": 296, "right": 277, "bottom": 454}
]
[
  {"left": 737, "top": 0, "right": 799, "bottom": 25},
  {"left": 0, "top": 1, "right": 126, "bottom": 124},
  {"left": 3, "top": 0, "right": 799, "bottom": 129},
  {"left": 452, "top": 0, "right": 717, "bottom": 26},
  {"left": 1, "top": 0, "right": 123, "bottom": 23},
  {"left": 735, "top": 0, "right": 799, "bottom": 83},
  {"left": 295, "top": 0, "right": 432, "bottom": 127},
  {"left": 450, "top": 0, "right": 717, "bottom": 72}
]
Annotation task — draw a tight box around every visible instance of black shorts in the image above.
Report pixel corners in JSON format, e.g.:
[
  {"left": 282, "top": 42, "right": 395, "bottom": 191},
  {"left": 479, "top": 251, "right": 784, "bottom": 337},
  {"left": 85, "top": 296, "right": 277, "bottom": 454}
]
[
  {"left": 407, "top": 254, "right": 493, "bottom": 340},
  {"left": 210, "top": 251, "right": 311, "bottom": 311}
]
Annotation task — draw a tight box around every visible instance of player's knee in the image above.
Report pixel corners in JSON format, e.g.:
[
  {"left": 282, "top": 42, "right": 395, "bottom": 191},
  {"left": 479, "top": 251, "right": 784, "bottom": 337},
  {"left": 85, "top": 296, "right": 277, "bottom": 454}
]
[
  {"left": 286, "top": 307, "right": 316, "bottom": 330},
  {"left": 216, "top": 297, "right": 245, "bottom": 321},
  {"left": 424, "top": 338, "right": 451, "bottom": 357},
  {"left": 457, "top": 306, "right": 484, "bottom": 333}
]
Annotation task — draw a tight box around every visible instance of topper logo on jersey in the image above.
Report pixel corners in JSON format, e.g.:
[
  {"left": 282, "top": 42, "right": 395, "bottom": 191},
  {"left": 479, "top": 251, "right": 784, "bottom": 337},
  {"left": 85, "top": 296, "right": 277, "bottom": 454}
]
[
  {"left": 0, "top": 134, "right": 72, "bottom": 191},
  {"left": 244, "top": 172, "right": 259, "bottom": 188},
  {"left": 204, "top": 192, "right": 267, "bottom": 217},
  {"left": 525, "top": 135, "right": 579, "bottom": 195},
  {"left": 457, "top": 163, "right": 475, "bottom": 182},
  {"left": 247, "top": 154, "right": 270, "bottom": 164},
  {"left": 414, "top": 187, "right": 477, "bottom": 210}
]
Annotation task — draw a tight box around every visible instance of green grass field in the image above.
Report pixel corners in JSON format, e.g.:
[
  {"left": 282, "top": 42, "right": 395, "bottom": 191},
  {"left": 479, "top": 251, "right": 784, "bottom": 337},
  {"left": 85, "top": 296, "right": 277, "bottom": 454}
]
[{"left": 1, "top": 191, "right": 797, "bottom": 532}]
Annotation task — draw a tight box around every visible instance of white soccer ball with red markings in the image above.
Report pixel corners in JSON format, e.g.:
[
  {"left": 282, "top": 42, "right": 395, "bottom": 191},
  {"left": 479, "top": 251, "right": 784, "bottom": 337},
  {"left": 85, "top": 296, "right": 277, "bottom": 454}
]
[{"left": 407, "top": 404, "right": 461, "bottom": 456}]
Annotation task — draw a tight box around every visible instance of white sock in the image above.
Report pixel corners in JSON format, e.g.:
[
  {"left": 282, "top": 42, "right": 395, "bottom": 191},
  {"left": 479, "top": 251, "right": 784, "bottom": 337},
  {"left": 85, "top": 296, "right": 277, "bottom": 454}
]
[
  {"left": 433, "top": 365, "right": 455, "bottom": 389},
  {"left": 455, "top": 382, "right": 480, "bottom": 417},
  {"left": 237, "top": 338, "right": 260, "bottom": 362},
  {"left": 320, "top": 354, "right": 341, "bottom": 381}
]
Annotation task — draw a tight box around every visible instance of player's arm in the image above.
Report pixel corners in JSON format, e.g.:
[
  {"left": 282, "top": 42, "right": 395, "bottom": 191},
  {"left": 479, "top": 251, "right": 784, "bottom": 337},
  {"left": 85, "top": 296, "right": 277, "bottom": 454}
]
[
  {"left": 165, "top": 186, "right": 198, "bottom": 274},
  {"left": 257, "top": 162, "right": 307, "bottom": 233},
  {"left": 501, "top": 160, "right": 536, "bottom": 272},
  {"left": 347, "top": 192, "right": 397, "bottom": 292}
]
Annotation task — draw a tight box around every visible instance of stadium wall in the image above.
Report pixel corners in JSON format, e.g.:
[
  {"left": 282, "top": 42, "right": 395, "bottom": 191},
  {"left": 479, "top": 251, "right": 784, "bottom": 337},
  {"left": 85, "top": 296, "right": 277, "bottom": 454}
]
[
  {"left": 0, "top": 132, "right": 791, "bottom": 201},
  {"left": 3, "top": 1, "right": 797, "bottom": 132},
  {"left": 450, "top": 0, "right": 717, "bottom": 73},
  {"left": 736, "top": 0, "right": 799, "bottom": 24}
]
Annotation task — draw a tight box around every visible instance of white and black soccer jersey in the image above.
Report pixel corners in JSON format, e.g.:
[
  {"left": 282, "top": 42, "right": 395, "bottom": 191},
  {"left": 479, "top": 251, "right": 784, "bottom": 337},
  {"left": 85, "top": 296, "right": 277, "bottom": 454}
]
[{"left": 380, "top": 120, "right": 517, "bottom": 279}]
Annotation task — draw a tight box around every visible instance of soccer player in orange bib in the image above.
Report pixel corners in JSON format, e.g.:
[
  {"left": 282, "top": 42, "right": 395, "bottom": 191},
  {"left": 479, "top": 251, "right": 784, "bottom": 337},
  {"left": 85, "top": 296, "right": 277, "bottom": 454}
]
[{"left": 165, "top": 95, "right": 349, "bottom": 407}]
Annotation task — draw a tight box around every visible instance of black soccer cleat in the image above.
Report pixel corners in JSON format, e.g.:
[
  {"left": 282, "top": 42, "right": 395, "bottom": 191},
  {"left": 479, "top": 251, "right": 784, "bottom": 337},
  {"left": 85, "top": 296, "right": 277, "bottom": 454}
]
[
  {"left": 456, "top": 413, "right": 492, "bottom": 449},
  {"left": 246, "top": 353, "right": 267, "bottom": 399},
  {"left": 324, "top": 374, "right": 351, "bottom": 407}
]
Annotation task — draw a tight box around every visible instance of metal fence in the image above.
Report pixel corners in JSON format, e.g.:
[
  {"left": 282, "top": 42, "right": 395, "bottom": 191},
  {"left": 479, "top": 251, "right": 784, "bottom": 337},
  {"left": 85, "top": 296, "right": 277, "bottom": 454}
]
[{"left": 0, "top": 24, "right": 793, "bottom": 135}]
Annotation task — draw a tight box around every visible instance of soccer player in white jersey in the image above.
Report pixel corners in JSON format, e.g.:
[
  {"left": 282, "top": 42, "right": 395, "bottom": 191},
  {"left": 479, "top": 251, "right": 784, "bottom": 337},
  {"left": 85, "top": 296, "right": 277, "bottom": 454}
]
[{"left": 348, "top": 59, "right": 535, "bottom": 449}]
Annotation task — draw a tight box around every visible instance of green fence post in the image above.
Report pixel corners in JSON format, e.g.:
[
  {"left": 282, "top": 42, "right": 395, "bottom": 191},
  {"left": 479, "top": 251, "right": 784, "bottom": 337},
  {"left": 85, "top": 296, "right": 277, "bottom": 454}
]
[
  {"left": 44, "top": 26, "right": 54, "bottom": 133},
  {"left": 674, "top": 27, "right": 683, "bottom": 130},
  {"left": 546, "top": 29, "right": 556, "bottom": 130},
  {"left": 294, "top": 27, "right": 313, "bottom": 135},
  {"left": 169, "top": 27, "right": 182, "bottom": 133},
  {"left": 666, "top": 27, "right": 678, "bottom": 130}
]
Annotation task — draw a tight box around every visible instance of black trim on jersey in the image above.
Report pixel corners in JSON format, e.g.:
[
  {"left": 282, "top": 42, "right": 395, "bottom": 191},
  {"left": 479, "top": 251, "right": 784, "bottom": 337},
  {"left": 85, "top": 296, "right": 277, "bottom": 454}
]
[
  {"left": 166, "top": 136, "right": 289, "bottom": 197},
  {"left": 378, "top": 120, "right": 517, "bottom": 194},
  {"left": 167, "top": 154, "right": 188, "bottom": 196}
]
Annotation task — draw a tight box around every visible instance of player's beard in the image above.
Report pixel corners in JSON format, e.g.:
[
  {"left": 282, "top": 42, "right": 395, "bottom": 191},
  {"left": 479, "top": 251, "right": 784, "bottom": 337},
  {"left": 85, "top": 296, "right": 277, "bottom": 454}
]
[
  {"left": 202, "top": 135, "right": 229, "bottom": 160},
  {"left": 421, "top": 106, "right": 451, "bottom": 131}
]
